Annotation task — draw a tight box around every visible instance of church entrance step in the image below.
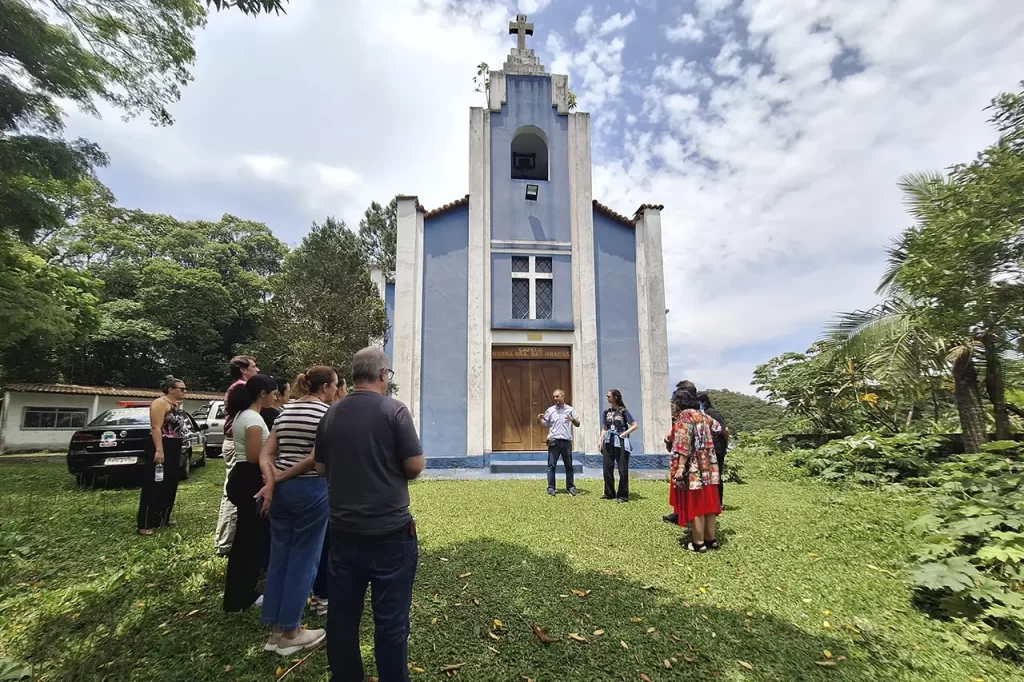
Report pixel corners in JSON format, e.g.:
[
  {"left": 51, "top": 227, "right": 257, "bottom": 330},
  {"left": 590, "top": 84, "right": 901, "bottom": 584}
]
[{"left": 488, "top": 461, "right": 584, "bottom": 475}]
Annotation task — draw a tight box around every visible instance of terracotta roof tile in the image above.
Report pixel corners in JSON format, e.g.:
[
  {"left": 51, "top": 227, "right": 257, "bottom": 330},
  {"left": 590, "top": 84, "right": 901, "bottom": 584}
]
[
  {"left": 4, "top": 383, "right": 223, "bottom": 401},
  {"left": 633, "top": 203, "right": 665, "bottom": 218},
  {"left": 423, "top": 195, "right": 470, "bottom": 219},
  {"left": 592, "top": 199, "right": 634, "bottom": 228}
]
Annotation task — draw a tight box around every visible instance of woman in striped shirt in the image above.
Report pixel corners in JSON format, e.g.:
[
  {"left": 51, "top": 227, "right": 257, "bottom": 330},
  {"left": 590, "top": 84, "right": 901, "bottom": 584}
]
[{"left": 256, "top": 365, "right": 338, "bottom": 656}]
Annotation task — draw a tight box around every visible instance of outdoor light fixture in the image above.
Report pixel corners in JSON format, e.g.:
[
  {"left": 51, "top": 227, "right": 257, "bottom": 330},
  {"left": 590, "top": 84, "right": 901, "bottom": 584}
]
[{"left": 525, "top": 184, "right": 539, "bottom": 201}]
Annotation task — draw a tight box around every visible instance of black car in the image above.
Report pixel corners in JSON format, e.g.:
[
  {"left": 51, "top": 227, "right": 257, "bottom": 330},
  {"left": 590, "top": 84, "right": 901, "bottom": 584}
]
[{"left": 67, "top": 405, "right": 208, "bottom": 485}]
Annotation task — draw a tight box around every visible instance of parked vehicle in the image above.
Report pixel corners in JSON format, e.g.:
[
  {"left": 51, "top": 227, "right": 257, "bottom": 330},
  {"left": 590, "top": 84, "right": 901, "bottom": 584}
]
[
  {"left": 190, "top": 400, "right": 226, "bottom": 457},
  {"left": 66, "top": 403, "right": 207, "bottom": 486}
]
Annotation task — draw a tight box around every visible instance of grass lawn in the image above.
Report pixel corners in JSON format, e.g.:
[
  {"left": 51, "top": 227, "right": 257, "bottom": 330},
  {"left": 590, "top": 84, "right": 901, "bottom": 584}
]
[{"left": 1, "top": 455, "right": 1022, "bottom": 682}]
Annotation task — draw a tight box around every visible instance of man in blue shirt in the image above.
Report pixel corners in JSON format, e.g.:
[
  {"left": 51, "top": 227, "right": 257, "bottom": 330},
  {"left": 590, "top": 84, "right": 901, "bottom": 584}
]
[{"left": 537, "top": 389, "right": 580, "bottom": 496}]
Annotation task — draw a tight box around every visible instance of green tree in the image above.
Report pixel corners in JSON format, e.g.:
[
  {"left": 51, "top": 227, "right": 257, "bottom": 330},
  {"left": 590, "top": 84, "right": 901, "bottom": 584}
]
[
  {"left": 358, "top": 196, "right": 398, "bottom": 280},
  {"left": 258, "top": 217, "right": 388, "bottom": 379},
  {"left": 704, "top": 389, "right": 785, "bottom": 434}
]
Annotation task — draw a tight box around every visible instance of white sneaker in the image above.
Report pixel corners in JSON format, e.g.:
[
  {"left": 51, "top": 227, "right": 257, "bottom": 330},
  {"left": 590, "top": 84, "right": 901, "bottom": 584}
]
[
  {"left": 276, "top": 628, "right": 326, "bottom": 656},
  {"left": 264, "top": 632, "right": 281, "bottom": 652},
  {"left": 253, "top": 594, "right": 264, "bottom": 608}
]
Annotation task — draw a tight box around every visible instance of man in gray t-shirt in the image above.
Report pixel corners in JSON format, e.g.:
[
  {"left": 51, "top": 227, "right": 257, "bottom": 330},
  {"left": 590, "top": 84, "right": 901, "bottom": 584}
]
[{"left": 314, "top": 347, "right": 425, "bottom": 682}]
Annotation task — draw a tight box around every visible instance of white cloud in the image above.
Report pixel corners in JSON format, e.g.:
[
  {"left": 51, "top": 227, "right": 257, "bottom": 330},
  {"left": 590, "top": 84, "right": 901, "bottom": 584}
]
[
  {"left": 546, "top": 28, "right": 628, "bottom": 109},
  {"left": 588, "top": 0, "right": 1024, "bottom": 392},
  {"left": 665, "top": 14, "right": 704, "bottom": 43},
  {"left": 574, "top": 6, "right": 594, "bottom": 35},
  {"left": 518, "top": 0, "right": 551, "bottom": 14},
  {"left": 598, "top": 10, "right": 636, "bottom": 36}
]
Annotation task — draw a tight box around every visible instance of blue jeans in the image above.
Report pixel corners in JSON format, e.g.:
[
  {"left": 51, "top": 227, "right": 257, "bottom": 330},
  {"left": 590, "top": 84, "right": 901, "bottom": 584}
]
[
  {"left": 327, "top": 524, "right": 419, "bottom": 682},
  {"left": 547, "top": 439, "right": 575, "bottom": 491},
  {"left": 261, "top": 477, "right": 328, "bottom": 631}
]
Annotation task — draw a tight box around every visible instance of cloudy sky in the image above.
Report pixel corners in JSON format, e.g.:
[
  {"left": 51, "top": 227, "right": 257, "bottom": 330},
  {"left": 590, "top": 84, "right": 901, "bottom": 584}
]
[{"left": 65, "top": 0, "right": 1024, "bottom": 394}]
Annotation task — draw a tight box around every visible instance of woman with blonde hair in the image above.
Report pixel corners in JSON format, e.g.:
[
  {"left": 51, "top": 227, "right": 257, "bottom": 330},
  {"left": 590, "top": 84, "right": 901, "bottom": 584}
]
[{"left": 256, "top": 366, "right": 338, "bottom": 655}]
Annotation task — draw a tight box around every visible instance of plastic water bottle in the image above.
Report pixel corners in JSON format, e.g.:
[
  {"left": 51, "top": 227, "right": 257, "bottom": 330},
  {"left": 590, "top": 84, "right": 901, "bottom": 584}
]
[{"left": 154, "top": 464, "right": 164, "bottom": 482}]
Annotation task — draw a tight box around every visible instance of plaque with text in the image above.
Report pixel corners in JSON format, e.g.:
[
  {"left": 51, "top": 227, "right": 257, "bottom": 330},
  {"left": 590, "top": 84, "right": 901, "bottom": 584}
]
[{"left": 492, "top": 345, "right": 571, "bottom": 360}]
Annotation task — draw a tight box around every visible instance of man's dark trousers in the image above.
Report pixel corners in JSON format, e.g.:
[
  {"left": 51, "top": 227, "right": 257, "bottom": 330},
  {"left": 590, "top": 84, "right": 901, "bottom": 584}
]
[
  {"left": 547, "top": 439, "right": 575, "bottom": 491},
  {"left": 327, "top": 523, "right": 419, "bottom": 682}
]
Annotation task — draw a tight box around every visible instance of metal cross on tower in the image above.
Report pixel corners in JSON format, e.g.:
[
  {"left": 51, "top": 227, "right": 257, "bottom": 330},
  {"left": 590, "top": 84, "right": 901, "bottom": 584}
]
[{"left": 509, "top": 14, "right": 534, "bottom": 50}]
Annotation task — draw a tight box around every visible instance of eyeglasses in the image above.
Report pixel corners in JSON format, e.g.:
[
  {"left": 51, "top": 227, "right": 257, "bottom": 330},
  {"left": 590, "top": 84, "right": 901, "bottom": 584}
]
[{"left": 386, "top": 369, "right": 395, "bottom": 381}]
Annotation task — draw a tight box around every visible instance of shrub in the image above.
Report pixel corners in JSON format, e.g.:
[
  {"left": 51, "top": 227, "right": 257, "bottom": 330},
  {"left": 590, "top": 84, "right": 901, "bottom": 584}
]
[
  {"left": 907, "top": 441, "right": 1024, "bottom": 658},
  {"left": 795, "top": 431, "right": 943, "bottom": 486}
]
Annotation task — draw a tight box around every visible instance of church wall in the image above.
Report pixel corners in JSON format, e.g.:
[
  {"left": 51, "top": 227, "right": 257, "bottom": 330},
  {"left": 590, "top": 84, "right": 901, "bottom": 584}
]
[
  {"left": 490, "top": 253, "right": 573, "bottom": 329},
  {"left": 489, "top": 76, "right": 571, "bottom": 243},
  {"left": 384, "top": 282, "right": 395, "bottom": 363},
  {"left": 420, "top": 205, "right": 470, "bottom": 456},
  {"left": 592, "top": 210, "right": 645, "bottom": 452}
]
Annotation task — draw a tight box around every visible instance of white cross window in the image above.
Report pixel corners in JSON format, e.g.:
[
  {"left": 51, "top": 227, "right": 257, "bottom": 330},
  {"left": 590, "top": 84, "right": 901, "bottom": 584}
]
[{"left": 511, "top": 256, "right": 553, "bottom": 320}]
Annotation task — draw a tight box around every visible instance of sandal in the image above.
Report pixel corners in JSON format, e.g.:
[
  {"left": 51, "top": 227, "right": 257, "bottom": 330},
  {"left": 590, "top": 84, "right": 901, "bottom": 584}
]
[
  {"left": 706, "top": 538, "right": 720, "bottom": 550},
  {"left": 687, "top": 541, "right": 707, "bottom": 554},
  {"left": 137, "top": 529, "right": 155, "bottom": 536}
]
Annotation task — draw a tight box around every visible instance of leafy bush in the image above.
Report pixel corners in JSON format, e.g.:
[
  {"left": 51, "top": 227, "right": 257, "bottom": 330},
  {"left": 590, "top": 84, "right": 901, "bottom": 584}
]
[
  {"left": 907, "top": 441, "right": 1024, "bottom": 658},
  {"left": 795, "top": 431, "right": 944, "bottom": 486}
]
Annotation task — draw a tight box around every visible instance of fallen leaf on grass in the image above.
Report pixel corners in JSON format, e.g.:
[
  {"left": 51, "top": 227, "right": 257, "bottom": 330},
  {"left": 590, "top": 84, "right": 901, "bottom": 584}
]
[
  {"left": 738, "top": 661, "right": 755, "bottom": 670},
  {"left": 837, "top": 656, "right": 847, "bottom": 662},
  {"left": 275, "top": 667, "right": 286, "bottom": 679},
  {"left": 823, "top": 650, "right": 833, "bottom": 659},
  {"left": 775, "top": 586, "right": 784, "bottom": 592},
  {"left": 459, "top": 572, "right": 472, "bottom": 578},
  {"left": 822, "top": 621, "right": 832, "bottom": 629},
  {"left": 815, "top": 661, "right": 837, "bottom": 667},
  {"left": 431, "top": 618, "right": 438, "bottom": 625},
  {"left": 488, "top": 631, "right": 501, "bottom": 641},
  {"left": 593, "top": 629, "right": 605, "bottom": 636},
  {"left": 487, "top": 646, "right": 499, "bottom": 654},
  {"left": 568, "top": 633, "right": 588, "bottom": 643},
  {"left": 473, "top": 598, "right": 481, "bottom": 605},
  {"left": 531, "top": 623, "right": 559, "bottom": 644},
  {"left": 224, "top": 665, "right": 232, "bottom": 672},
  {"left": 664, "top": 659, "right": 672, "bottom": 669},
  {"left": 802, "top": 599, "right": 813, "bottom": 604},
  {"left": 640, "top": 674, "right": 652, "bottom": 682},
  {"left": 683, "top": 656, "right": 695, "bottom": 663},
  {"left": 642, "top": 585, "right": 656, "bottom": 590},
  {"left": 647, "top": 627, "right": 656, "bottom": 633},
  {"left": 183, "top": 609, "right": 200, "bottom": 618},
  {"left": 571, "top": 588, "right": 591, "bottom": 598},
  {"left": 630, "top": 617, "right": 642, "bottom": 623},
  {"left": 620, "top": 640, "right": 629, "bottom": 650},
  {"left": 809, "top": 552, "right": 819, "bottom": 557},
  {"left": 439, "top": 558, "right": 449, "bottom": 562},
  {"left": 865, "top": 564, "right": 897, "bottom": 577},
  {"left": 412, "top": 666, "right": 426, "bottom": 673},
  {"left": 824, "top": 609, "right": 832, "bottom": 616},
  {"left": 494, "top": 619, "right": 503, "bottom": 628}
]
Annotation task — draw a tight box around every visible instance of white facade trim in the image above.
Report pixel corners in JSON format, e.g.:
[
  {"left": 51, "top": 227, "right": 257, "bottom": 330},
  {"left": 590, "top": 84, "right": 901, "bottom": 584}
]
[
  {"left": 467, "top": 108, "right": 491, "bottom": 456},
  {"left": 568, "top": 112, "right": 600, "bottom": 453},
  {"left": 492, "top": 240, "right": 572, "bottom": 248},
  {"left": 492, "top": 330, "right": 575, "bottom": 346},
  {"left": 488, "top": 71, "right": 506, "bottom": 112},
  {"left": 634, "top": 209, "right": 671, "bottom": 453},
  {"left": 394, "top": 197, "right": 424, "bottom": 431}
]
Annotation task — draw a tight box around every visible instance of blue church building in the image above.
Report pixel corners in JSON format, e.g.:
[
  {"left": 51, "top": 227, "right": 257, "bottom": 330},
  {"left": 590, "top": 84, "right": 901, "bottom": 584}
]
[{"left": 376, "top": 15, "right": 670, "bottom": 471}]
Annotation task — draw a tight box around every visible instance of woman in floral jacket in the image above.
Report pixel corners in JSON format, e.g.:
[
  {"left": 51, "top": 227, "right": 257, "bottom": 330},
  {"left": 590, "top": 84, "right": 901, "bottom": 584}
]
[{"left": 667, "top": 388, "right": 722, "bottom": 553}]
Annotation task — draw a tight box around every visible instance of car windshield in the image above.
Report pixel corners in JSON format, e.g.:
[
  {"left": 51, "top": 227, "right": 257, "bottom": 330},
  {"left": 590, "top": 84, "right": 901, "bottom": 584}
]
[
  {"left": 192, "top": 404, "right": 211, "bottom": 420},
  {"left": 89, "top": 409, "right": 150, "bottom": 427}
]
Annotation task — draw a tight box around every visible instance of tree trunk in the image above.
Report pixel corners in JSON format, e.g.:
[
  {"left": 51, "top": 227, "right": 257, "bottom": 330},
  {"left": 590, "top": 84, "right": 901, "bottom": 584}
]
[
  {"left": 952, "top": 353, "right": 987, "bottom": 453},
  {"left": 905, "top": 404, "right": 916, "bottom": 430},
  {"left": 983, "top": 334, "right": 1011, "bottom": 441}
]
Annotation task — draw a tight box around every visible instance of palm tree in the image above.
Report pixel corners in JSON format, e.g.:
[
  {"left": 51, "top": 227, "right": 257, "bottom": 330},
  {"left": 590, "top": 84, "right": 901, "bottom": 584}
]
[{"left": 823, "top": 172, "right": 990, "bottom": 452}]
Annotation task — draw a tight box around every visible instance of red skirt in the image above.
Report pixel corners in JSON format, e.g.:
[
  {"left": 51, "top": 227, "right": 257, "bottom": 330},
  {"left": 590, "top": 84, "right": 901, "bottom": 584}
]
[{"left": 670, "top": 482, "right": 721, "bottom": 526}]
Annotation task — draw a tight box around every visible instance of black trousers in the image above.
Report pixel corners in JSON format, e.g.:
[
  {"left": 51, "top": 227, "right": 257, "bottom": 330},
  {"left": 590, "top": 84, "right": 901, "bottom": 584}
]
[
  {"left": 602, "top": 443, "right": 630, "bottom": 500},
  {"left": 716, "top": 449, "right": 726, "bottom": 505},
  {"left": 223, "top": 461, "right": 268, "bottom": 612},
  {"left": 546, "top": 439, "right": 575, "bottom": 491},
  {"left": 137, "top": 437, "right": 182, "bottom": 530}
]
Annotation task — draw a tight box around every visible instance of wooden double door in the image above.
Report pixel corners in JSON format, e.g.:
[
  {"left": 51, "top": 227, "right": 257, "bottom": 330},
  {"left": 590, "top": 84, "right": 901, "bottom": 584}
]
[{"left": 492, "top": 347, "right": 572, "bottom": 452}]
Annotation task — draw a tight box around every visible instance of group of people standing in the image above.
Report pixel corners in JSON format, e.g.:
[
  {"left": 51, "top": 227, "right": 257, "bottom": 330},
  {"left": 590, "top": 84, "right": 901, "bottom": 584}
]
[
  {"left": 539, "top": 381, "right": 729, "bottom": 555},
  {"left": 135, "top": 348, "right": 426, "bottom": 681}
]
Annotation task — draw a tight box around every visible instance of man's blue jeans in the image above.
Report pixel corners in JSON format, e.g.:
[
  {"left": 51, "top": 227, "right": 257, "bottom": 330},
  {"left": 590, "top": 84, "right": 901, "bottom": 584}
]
[
  {"left": 327, "top": 523, "right": 419, "bottom": 682},
  {"left": 547, "top": 439, "right": 575, "bottom": 491}
]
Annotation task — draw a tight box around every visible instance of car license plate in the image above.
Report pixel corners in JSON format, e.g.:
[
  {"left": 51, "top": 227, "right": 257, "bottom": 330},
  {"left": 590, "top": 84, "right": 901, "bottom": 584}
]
[{"left": 105, "top": 456, "right": 136, "bottom": 466}]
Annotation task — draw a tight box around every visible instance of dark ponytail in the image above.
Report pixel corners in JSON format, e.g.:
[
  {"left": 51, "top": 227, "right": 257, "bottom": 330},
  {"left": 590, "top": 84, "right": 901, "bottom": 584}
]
[
  {"left": 160, "top": 375, "right": 181, "bottom": 394},
  {"left": 227, "top": 374, "right": 277, "bottom": 417}
]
